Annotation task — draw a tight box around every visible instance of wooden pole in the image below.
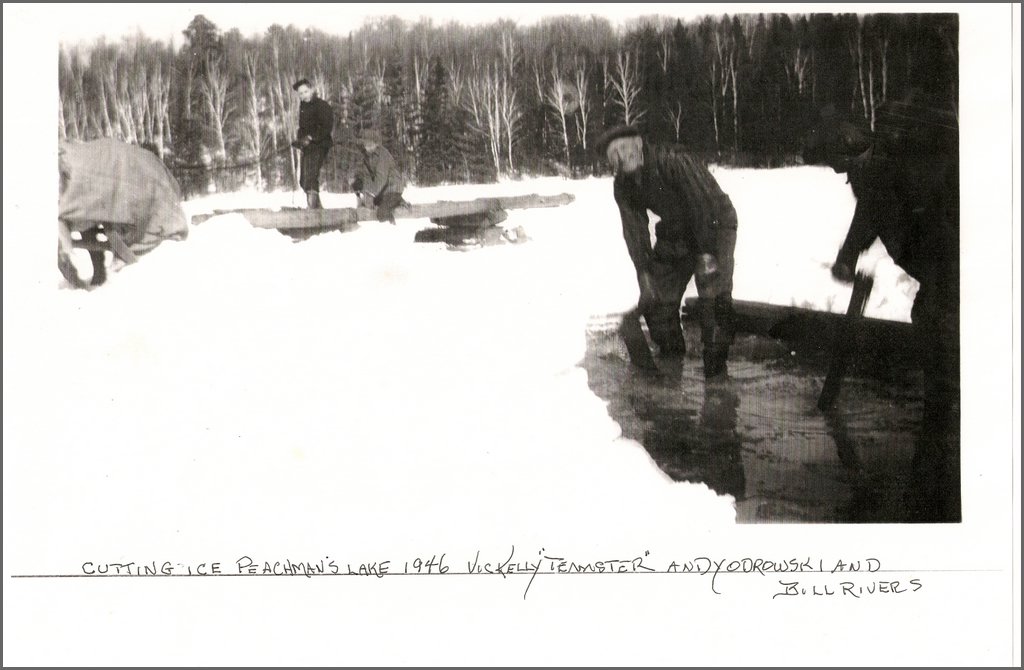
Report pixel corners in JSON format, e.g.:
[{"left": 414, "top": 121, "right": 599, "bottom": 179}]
[
  {"left": 192, "top": 193, "right": 575, "bottom": 229},
  {"left": 817, "top": 271, "right": 875, "bottom": 411}
]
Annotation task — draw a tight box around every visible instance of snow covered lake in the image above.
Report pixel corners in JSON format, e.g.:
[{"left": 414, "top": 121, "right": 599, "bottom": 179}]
[
  {"left": 10, "top": 167, "right": 924, "bottom": 563},
  {"left": 0, "top": 164, "right": 951, "bottom": 665}
]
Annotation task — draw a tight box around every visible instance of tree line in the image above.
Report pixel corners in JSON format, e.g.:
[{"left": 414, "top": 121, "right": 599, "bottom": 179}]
[{"left": 58, "top": 12, "right": 958, "bottom": 195}]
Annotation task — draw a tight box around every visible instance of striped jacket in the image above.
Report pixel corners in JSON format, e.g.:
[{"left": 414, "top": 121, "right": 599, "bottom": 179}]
[{"left": 613, "top": 141, "right": 736, "bottom": 272}]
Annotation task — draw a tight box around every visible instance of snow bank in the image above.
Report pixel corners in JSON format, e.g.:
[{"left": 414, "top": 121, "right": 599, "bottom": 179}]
[
  {"left": 176, "top": 167, "right": 917, "bottom": 324},
  {"left": 712, "top": 166, "right": 917, "bottom": 321}
]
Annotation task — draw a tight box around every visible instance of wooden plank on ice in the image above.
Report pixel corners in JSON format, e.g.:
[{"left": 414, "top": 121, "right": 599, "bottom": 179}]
[
  {"left": 191, "top": 193, "right": 575, "bottom": 229},
  {"left": 681, "top": 297, "right": 911, "bottom": 341}
]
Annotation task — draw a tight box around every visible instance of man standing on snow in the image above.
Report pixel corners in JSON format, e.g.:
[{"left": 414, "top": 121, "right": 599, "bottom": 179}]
[
  {"left": 352, "top": 129, "right": 405, "bottom": 223},
  {"left": 291, "top": 78, "right": 334, "bottom": 209},
  {"left": 596, "top": 125, "right": 739, "bottom": 379}
]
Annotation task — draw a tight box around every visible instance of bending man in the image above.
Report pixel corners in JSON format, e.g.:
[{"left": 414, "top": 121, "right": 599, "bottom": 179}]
[
  {"left": 352, "top": 129, "right": 405, "bottom": 223},
  {"left": 596, "top": 125, "right": 739, "bottom": 379}
]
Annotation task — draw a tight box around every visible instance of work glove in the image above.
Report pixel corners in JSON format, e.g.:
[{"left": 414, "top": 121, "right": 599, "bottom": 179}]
[
  {"left": 831, "top": 261, "right": 855, "bottom": 283},
  {"left": 291, "top": 135, "right": 313, "bottom": 150}
]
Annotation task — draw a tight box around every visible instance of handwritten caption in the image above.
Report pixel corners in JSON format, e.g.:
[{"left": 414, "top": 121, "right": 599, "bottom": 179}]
[{"left": 74, "top": 549, "right": 922, "bottom": 600}]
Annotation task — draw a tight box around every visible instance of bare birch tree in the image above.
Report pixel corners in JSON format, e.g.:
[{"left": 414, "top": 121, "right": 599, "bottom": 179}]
[
  {"left": 544, "top": 58, "right": 573, "bottom": 167},
  {"left": 498, "top": 28, "right": 522, "bottom": 172},
  {"left": 447, "top": 59, "right": 465, "bottom": 107},
  {"left": 665, "top": 100, "right": 684, "bottom": 142},
  {"left": 572, "top": 55, "right": 591, "bottom": 152},
  {"left": 150, "top": 57, "right": 171, "bottom": 156},
  {"left": 712, "top": 22, "right": 735, "bottom": 153},
  {"left": 707, "top": 39, "right": 722, "bottom": 152},
  {"left": 199, "top": 53, "right": 234, "bottom": 163},
  {"left": 658, "top": 30, "right": 672, "bottom": 74},
  {"left": 789, "top": 43, "right": 811, "bottom": 97},
  {"left": 242, "top": 49, "right": 263, "bottom": 188},
  {"left": 279, "top": 69, "right": 300, "bottom": 189},
  {"left": 463, "top": 65, "right": 502, "bottom": 176},
  {"left": 498, "top": 74, "right": 522, "bottom": 173},
  {"left": 847, "top": 15, "right": 870, "bottom": 127},
  {"left": 729, "top": 47, "right": 739, "bottom": 153},
  {"left": 609, "top": 50, "right": 644, "bottom": 126}
]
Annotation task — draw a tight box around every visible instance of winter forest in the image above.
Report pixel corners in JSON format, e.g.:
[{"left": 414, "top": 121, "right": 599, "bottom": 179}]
[{"left": 57, "top": 12, "right": 959, "bottom": 196}]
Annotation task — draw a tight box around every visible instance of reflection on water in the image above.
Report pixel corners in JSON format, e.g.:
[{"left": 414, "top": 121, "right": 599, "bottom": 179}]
[{"left": 582, "top": 318, "right": 927, "bottom": 523}]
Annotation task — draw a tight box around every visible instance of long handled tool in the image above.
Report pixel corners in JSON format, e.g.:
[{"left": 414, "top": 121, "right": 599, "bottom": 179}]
[
  {"left": 619, "top": 307, "right": 660, "bottom": 372},
  {"left": 817, "top": 270, "right": 875, "bottom": 411}
]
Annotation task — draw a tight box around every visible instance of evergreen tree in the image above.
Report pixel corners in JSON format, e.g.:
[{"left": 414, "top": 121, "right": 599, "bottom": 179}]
[
  {"left": 58, "top": 12, "right": 959, "bottom": 186},
  {"left": 382, "top": 60, "right": 409, "bottom": 177},
  {"left": 418, "top": 59, "right": 455, "bottom": 185}
]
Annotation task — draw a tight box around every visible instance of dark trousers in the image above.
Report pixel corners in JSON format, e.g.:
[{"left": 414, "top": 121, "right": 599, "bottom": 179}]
[
  {"left": 908, "top": 212, "right": 960, "bottom": 521},
  {"left": 81, "top": 226, "right": 107, "bottom": 286},
  {"left": 643, "top": 215, "right": 737, "bottom": 368},
  {"left": 373, "top": 191, "right": 403, "bottom": 209},
  {"left": 300, "top": 143, "right": 330, "bottom": 192},
  {"left": 373, "top": 191, "right": 405, "bottom": 223}
]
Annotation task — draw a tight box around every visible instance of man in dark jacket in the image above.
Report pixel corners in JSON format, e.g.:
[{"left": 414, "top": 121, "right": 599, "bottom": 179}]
[
  {"left": 352, "top": 129, "right": 405, "bottom": 223},
  {"left": 596, "top": 125, "right": 738, "bottom": 379},
  {"left": 292, "top": 78, "right": 334, "bottom": 209},
  {"left": 803, "top": 91, "right": 960, "bottom": 521},
  {"left": 804, "top": 94, "right": 958, "bottom": 329}
]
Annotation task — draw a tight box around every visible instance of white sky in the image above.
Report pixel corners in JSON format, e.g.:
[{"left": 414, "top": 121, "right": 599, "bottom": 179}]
[
  {"left": 45, "top": 2, "right": 969, "bottom": 47},
  {"left": 51, "top": 3, "right": 711, "bottom": 45}
]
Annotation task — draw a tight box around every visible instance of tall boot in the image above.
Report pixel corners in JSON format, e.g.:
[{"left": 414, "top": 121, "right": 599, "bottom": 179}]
[
  {"left": 306, "top": 190, "right": 322, "bottom": 209},
  {"left": 700, "top": 296, "right": 734, "bottom": 379},
  {"left": 645, "top": 305, "right": 687, "bottom": 357},
  {"left": 88, "top": 250, "right": 107, "bottom": 286}
]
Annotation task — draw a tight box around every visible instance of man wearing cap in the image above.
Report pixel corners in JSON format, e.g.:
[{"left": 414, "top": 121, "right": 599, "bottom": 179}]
[
  {"left": 352, "top": 130, "right": 406, "bottom": 223},
  {"left": 596, "top": 125, "right": 738, "bottom": 379},
  {"left": 292, "top": 78, "right": 334, "bottom": 209}
]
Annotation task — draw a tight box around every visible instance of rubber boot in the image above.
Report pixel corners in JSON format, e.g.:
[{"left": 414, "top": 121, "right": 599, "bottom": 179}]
[
  {"left": 89, "top": 250, "right": 107, "bottom": 286},
  {"left": 77, "top": 225, "right": 109, "bottom": 287},
  {"left": 700, "top": 297, "right": 734, "bottom": 379},
  {"left": 645, "top": 306, "right": 687, "bottom": 357}
]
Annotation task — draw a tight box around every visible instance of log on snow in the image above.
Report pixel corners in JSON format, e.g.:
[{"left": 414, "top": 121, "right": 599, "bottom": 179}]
[{"left": 191, "top": 193, "right": 575, "bottom": 229}]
